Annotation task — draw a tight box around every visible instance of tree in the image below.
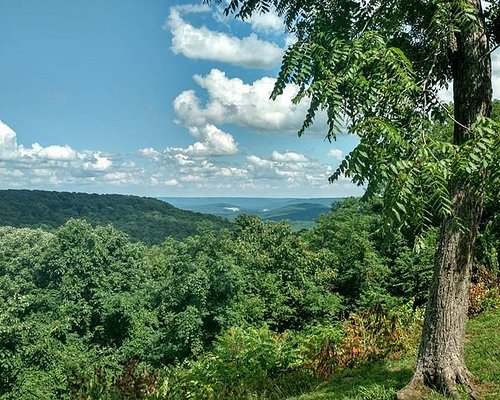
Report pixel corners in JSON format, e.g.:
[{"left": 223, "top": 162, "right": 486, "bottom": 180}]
[{"left": 210, "top": 0, "right": 500, "bottom": 397}]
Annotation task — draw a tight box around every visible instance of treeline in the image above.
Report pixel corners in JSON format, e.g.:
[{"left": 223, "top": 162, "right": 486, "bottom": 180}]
[
  {"left": 0, "top": 199, "right": 498, "bottom": 399},
  {"left": 0, "top": 190, "right": 232, "bottom": 244}
]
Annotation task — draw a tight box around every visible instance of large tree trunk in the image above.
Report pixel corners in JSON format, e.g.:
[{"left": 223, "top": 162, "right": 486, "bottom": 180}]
[
  {"left": 399, "top": 187, "right": 484, "bottom": 399},
  {"left": 398, "top": 0, "right": 492, "bottom": 398}
]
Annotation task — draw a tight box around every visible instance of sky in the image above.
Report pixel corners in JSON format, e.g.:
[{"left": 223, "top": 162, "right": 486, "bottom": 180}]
[{"left": 0, "top": 1, "right": 498, "bottom": 198}]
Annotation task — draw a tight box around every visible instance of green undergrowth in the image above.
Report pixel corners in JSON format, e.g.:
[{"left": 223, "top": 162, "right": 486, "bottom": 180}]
[
  {"left": 69, "top": 310, "right": 499, "bottom": 399},
  {"left": 293, "top": 311, "right": 500, "bottom": 400}
]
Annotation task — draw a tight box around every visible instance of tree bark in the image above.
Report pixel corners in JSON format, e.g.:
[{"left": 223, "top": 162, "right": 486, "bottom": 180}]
[{"left": 397, "top": 1, "right": 492, "bottom": 398}]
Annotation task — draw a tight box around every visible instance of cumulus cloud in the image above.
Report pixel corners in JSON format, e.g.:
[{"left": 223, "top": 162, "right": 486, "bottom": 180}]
[
  {"left": 164, "top": 178, "right": 179, "bottom": 186},
  {"left": 328, "top": 148, "right": 343, "bottom": 160},
  {"left": 247, "top": 151, "right": 321, "bottom": 183},
  {"left": 83, "top": 153, "right": 113, "bottom": 171},
  {"left": 247, "top": 9, "right": 284, "bottom": 34},
  {"left": 22, "top": 144, "right": 78, "bottom": 161},
  {"left": 0, "top": 121, "right": 361, "bottom": 196},
  {"left": 247, "top": 155, "right": 276, "bottom": 178},
  {"left": 1, "top": 123, "right": 86, "bottom": 163},
  {"left": 138, "top": 147, "right": 162, "bottom": 161},
  {"left": 0, "top": 121, "right": 20, "bottom": 159},
  {"left": 103, "top": 172, "right": 128, "bottom": 182},
  {"left": 0, "top": 120, "right": 140, "bottom": 190},
  {"left": 166, "top": 5, "right": 282, "bottom": 69},
  {"left": 140, "top": 124, "right": 239, "bottom": 161},
  {"left": 138, "top": 142, "right": 339, "bottom": 193},
  {"left": 271, "top": 150, "right": 309, "bottom": 163},
  {"left": 167, "top": 124, "right": 239, "bottom": 157},
  {"left": 1, "top": 121, "right": 80, "bottom": 163},
  {"left": 492, "top": 51, "right": 500, "bottom": 99},
  {"left": 174, "top": 69, "right": 326, "bottom": 134}
]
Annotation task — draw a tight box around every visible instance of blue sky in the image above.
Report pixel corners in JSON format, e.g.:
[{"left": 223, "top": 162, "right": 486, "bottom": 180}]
[{"left": 1, "top": 1, "right": 497, "bottom": 197}]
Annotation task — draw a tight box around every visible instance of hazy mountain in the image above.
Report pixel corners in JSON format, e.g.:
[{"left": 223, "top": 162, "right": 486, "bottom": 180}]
[{"left": 161, "top": 197, "right": 343, "bottom": 222}]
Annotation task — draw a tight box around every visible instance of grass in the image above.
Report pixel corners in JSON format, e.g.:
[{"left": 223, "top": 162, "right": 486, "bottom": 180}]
[{"left": 290, "top": 311, "right": 500, "bottom": 400}]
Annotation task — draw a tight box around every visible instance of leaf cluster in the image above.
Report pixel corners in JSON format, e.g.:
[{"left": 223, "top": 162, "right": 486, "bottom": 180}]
[{"left": 210, "top": 0, "right": 499, "bottom": 241}]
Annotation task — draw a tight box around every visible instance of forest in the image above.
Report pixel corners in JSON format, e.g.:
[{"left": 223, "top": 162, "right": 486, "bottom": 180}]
[{"left": 0, "top": 196, "right": 498, "bottom": 399}]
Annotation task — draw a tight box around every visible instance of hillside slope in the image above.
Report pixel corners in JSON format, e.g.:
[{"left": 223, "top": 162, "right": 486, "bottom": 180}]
[{"left": 0, "top": 189, "right": 232, "bottom": 244}]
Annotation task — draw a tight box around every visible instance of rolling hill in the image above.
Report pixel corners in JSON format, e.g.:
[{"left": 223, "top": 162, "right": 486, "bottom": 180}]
[
  {"left": 161, "top": 197, "right": 342, "bottom": 222},
  {"left": 0, "top": 189, "right": 232, "bottom": 244}
]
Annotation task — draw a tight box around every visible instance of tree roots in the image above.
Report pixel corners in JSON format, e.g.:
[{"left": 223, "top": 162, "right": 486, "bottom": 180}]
[{"left": 395, "top": 368, "right": 478, "bottom": 399}]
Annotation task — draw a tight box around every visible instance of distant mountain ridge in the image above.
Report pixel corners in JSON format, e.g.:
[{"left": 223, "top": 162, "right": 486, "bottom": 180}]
[
  {"left": 0, "top": 190, "right": 232, "bottom": 244},
  {"left": 161, "top": 197, "right": 343, "bottom": 222}
]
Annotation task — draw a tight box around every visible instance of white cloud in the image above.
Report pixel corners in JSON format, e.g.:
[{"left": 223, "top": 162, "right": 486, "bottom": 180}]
[
  {"left": 104, "top": 172, "right": 128, "bottom": 181},
  {"left": 16, "top": 143, "right": 79, "bottom": 162},
  {"left": 271, "top": 150, "right": 309, "bottom": 163},
  {"left": 0, "top": 120, "right": 137, "bottom": 190},
  {"left": 138, "top": 147, "right": 162, "bottom": 161},
  {"left": 174, "top": 69, "right": 326, "bottom": 134},
  {"left": 164, "top": 178, "right": 179, "bottom": 186},
  {"left": 31, "top": 168, "right": 52, "bottom": 177},
  {"left": 172, "top": 153, "right": 195, "bottom": 165},
  {"left": 217, "top": 166, "right": 247, "bottom": 177},
  {"left": 492, "top": 50, "right": 500, "bottom": 99},
  {"left": 83, "top": 153, "right": 113, "bottom": 171},
  {"left": 247, "top": 155, "right": 272, "bottom": 167},
  {"left": 0, "top": 121, "right": 362, "bottom": 196},
  {"left": 247, "top": 155, "right": 277, "bottom": 178},
  {"left": 328, "top": 148, "right": 343, "bottom": 160},
  {"left": 179, "top": 174, "right": 203, "bottom": 183},
  {"left": 171, "top": 3, "right": 210, "bottom": 14},
  {"left": 134, "top": 142, "right": 362, "bottom": 196},
  {"left": 0, "top": 121, "right": 21, "bottom": 159},
  {"left": 166, "top": 6, "right": 282, "bottom": 69},
  {"left": 150, "top": 172, "right": 179, "bottom": 187},
  {"left": 29, "top": 144, "right": 78, "bottom": 161},
  {"left": 167, "top": 124, "right": 239, "bottom": 157},
  {"left": 1, "top": 121, "right": 80, "bottom": 163},
  {"left": 246, "top": 151, "right": 330, "bottom": 185},
  {"left": 247, "top": 10, "right": 284, "bottom": 34}
]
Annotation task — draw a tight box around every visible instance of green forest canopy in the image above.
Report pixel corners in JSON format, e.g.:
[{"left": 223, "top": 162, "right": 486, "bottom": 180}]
[{"left": 0, "top": 197, "right": 497, "bottom": 398}]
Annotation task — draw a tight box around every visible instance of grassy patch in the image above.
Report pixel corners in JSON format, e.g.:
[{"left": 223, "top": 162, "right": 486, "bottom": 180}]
[
  {"left": 292, "top": 311, "right": 500, "bottom": 400},
  {"left": 465, "top": 311, "right": 500, "bottom": 399},
  {"left": 291, "top": 358, "right": 413, "bottom": 400}
]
